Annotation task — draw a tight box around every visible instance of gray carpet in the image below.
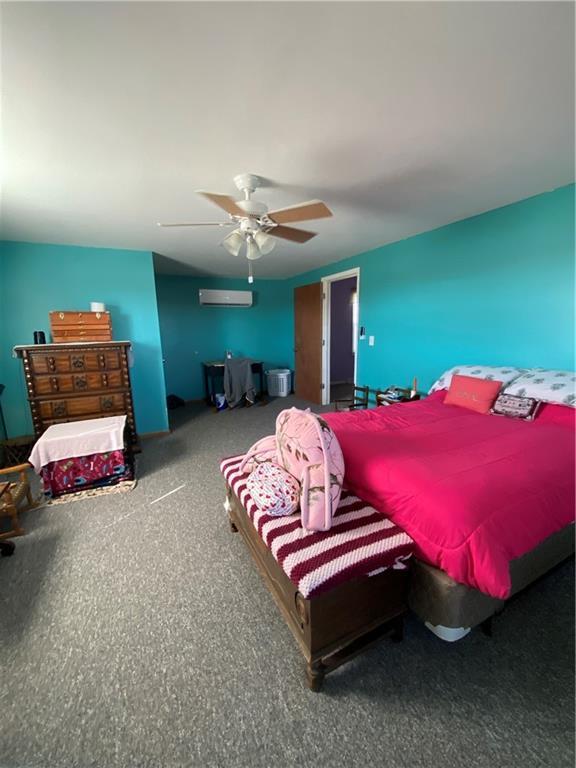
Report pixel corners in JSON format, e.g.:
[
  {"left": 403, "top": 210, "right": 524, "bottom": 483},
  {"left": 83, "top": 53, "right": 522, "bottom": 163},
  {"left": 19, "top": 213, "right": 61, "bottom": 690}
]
[{"left": 1, "top": 396, "right": 574, "bottom": 768}]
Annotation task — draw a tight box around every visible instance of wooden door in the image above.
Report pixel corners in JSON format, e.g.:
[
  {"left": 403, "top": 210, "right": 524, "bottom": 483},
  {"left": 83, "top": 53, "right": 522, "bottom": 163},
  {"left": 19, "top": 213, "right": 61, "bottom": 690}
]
[{"left": 294, "top": 282, "right": 323, "bottom": 403}]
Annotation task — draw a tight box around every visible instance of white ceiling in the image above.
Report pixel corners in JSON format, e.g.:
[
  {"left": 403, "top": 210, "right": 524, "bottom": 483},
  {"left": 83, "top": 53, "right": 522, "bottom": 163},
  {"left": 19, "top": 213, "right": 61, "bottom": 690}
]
[{"left": 1, "top": 1, "right": 574, "bottom": 278}]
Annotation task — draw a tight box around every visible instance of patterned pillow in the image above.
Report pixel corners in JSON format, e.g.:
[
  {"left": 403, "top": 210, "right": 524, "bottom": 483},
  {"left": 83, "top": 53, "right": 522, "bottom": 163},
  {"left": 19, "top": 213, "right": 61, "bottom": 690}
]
[
  {"left": 275, "top": 408, "right": 345, "bottom": 532},
  {"left": 502, "top": 369, "right": 576, "bottom": 408},
  {"left": 239, "top": 407, "right": 345, "bottom": 531},
  {"left": 491, "top": 394, "right": 541, "bottom": 421},
  {"left": 246, "top": 461, "right": 300, "bottom": 516},
  {"left": 429, "top": 365, "right": 524, "bottom": 394}
]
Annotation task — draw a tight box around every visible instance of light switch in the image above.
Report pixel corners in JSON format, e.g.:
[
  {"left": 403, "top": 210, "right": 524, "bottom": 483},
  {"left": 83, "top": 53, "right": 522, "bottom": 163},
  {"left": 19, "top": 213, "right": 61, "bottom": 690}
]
[{"left": 369, "top": 335, "right": 375, "bottom": 346}]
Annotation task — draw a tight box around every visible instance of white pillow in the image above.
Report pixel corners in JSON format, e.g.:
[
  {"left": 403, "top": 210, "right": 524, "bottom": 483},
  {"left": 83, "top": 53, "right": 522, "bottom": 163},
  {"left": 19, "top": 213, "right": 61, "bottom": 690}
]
[
  {"left": 428, "top": 365, "right": 524, "bottom": 395},
  {"left": 502, "top": 369, "right": 576, "bottom": 408}
]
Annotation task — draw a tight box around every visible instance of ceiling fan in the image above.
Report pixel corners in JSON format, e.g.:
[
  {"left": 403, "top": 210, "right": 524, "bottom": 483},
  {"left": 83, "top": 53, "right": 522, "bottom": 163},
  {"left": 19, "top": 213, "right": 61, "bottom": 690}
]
[{"left": 157, "top": 173, "right": 333, "bottom": 282}]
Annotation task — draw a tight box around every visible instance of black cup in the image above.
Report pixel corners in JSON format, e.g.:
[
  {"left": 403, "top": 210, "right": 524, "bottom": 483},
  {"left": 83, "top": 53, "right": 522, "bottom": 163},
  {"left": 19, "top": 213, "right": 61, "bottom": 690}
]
[{"left": 33, "top": 331, "right": 46, "bottom": 344}]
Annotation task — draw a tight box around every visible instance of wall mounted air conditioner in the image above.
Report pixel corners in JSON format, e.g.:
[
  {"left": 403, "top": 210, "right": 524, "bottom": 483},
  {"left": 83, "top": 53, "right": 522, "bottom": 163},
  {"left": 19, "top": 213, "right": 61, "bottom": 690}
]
[{"left": 198, "top": 289, "right": 253, "bottom": 307}]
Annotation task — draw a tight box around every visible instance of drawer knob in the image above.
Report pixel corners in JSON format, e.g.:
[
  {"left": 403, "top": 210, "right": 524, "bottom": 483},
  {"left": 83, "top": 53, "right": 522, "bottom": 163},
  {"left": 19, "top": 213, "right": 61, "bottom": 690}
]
[
  {"left": 51, "top": 377, "right": 59, "bottom": 392},
  {"left": 48, "top": 357, "right": 56, "bottom": 371},
  {"left": 98, "top": 354, "right": 106, "bottom": 369},
  {"left": 102, "top": 373, "right": 108, "bottom": 387}
]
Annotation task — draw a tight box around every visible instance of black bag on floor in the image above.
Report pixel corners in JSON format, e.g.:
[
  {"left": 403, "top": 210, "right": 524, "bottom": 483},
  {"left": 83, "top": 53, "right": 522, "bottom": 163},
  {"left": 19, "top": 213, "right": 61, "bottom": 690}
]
[{"left": 166, "top": 394, "right": 185, "bottom": 410}]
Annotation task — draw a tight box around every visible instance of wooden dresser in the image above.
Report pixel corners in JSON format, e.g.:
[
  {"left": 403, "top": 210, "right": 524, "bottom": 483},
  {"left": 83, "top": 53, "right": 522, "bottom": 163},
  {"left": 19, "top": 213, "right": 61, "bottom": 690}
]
[{"left": 14, "top": 342, "right": 138, "bottom": 445}]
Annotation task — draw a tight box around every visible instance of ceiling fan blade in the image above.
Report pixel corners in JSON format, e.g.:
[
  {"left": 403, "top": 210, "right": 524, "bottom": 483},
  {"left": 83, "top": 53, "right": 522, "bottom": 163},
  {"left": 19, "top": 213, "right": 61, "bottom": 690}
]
[
  {"left": 157, "top": 222, "right": 234, "bottom": 227},
  {"left": 197, "top": 191, "right": 246, "bottom": 217},
  {"left": 267, "top": 200, "right": 332, "bottom": 225},
  {"left": 267, "top": 225, "right": 317, "bottom": 244}
]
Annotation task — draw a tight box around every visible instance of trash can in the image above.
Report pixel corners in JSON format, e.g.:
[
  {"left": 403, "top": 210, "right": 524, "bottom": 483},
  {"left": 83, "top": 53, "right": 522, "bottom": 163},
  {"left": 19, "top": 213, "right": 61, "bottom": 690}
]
[{"left": 266, "top": 369, "right": 292, "bottom": 397}]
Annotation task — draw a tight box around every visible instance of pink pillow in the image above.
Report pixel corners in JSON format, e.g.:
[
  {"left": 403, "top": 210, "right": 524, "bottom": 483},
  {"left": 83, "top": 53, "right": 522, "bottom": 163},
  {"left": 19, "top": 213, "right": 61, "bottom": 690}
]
[
  {"left": 246, "top": 461, "right": 300, "bottom": 516},
  {"left": 444, "top": 374, "right": 502, "bottom": 414},
  {"left": 275, "top": 408, "right": 344, "bottom": 531},
  {"left": 238, "top": 408, "right": 345, "bottom": 531}
]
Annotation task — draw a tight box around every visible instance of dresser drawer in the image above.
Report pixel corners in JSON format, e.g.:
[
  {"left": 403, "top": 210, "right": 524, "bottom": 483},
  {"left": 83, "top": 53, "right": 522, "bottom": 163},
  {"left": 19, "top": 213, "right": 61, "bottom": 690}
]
[
  {"left": 38, "top": 393, "right": 127, "bottom": 420},
  {"left": 50, "top": 310, "right": 111, "bottom": 326},
  {"left": 33, "top": 370, "right": 124, "bottom": 396},
  {"left": 29, "top": 349, "right": 122, "bottom": 374},
  {"left": 52, "top": 330, "right": 113, "bottom": 343}
]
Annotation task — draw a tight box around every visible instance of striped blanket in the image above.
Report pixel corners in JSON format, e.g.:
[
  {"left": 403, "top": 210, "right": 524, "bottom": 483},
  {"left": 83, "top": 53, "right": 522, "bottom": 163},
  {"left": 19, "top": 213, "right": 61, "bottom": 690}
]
[{"left": 220, "top": 455, "right": 414, "bottom": 599}]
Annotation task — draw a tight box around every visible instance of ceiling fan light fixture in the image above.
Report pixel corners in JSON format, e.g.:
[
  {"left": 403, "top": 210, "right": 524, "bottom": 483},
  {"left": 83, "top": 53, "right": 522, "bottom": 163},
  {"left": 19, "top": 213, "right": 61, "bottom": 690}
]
[
  {"left": 253, "top": 230, "right": 276, "bottom": 255},
  {"left": 221, "top": 229, "right": 244, "bottom": 257},
  {"left": 246, "top": 237, "right": 262, "bottom": 261}
]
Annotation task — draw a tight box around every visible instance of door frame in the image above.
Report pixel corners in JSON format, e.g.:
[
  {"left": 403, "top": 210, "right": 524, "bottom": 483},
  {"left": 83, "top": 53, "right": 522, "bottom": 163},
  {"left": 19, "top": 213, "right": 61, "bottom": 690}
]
[{"left": 321, "top": 267, "right": 360, "bottom": 406}]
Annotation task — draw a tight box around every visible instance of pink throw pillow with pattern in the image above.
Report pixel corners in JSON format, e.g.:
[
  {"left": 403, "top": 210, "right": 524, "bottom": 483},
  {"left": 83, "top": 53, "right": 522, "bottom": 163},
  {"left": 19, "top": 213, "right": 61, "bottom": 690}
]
[
  {"left": 275, "top": 408, "right": 344, "bottom": 531},
  {"left": 246, "top": 461, "right": 300, "bottom": 516}
]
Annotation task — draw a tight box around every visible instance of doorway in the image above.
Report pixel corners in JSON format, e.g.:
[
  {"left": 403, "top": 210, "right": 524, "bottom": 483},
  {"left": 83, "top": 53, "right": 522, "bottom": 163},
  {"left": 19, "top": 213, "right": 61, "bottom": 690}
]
[
  {"left": 322, "top": 268, "right": 360, "bottom": 406},
  {"left": 293, "top": 269, "right": 359, "bottom": 406}
]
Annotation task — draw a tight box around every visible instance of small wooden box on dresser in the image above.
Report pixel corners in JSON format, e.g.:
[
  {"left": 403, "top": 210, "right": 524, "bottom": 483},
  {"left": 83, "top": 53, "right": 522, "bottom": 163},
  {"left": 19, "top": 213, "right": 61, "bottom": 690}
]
[
  {"left": 14, "top": 341, "right": 139, "bottom": 447},
  {"left": 49, "top": 310, "right": 113, "bottom": 343}
]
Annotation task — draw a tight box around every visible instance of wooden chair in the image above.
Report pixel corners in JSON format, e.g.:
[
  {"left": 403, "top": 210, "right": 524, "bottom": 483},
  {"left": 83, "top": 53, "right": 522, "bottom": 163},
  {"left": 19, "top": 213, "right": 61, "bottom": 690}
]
[
  {"left": 334, "top": 385, "right": 370, "bottom": 411},
  {"left": 0, "top": 463, "right": 36, "bottom": 540}
]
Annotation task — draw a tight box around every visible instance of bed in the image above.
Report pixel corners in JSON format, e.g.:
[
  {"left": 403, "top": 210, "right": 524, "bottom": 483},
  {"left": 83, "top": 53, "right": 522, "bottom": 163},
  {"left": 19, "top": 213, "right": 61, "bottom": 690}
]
[{"left": 324, "top": 389, "right": 575, "bottom": 639}]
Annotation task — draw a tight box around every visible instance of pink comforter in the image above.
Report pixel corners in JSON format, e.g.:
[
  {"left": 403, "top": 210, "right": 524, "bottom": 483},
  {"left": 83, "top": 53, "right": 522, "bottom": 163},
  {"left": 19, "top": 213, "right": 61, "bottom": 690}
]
[{"left": 324, "top": 392, "right": 575, "bottom": 598}]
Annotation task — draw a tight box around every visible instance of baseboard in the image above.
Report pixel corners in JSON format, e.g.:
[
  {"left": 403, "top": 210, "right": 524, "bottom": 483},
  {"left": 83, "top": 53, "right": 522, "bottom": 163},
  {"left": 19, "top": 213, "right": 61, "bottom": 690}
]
[{"left": 140, "top": 430, "right": 171, "bottom": 439}]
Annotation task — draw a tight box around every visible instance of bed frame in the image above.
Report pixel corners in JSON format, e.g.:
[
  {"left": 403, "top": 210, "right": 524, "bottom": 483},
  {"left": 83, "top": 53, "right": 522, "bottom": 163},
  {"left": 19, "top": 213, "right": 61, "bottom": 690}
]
[
  {"left": 227, "top": 469, "right": 574, "bottom": 671},
  {"left": 409, "top": 524, "right": 575, "bottom": 637},
  {"left": 225, "top": 484, "right": 409, "bottom": 690}
]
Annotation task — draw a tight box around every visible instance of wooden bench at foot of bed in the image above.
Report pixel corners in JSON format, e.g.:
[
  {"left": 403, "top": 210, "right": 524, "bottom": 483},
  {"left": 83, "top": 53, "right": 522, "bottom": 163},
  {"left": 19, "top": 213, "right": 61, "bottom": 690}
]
[{"left": 225, "top": 485, "right": 409, "bottom": 691}]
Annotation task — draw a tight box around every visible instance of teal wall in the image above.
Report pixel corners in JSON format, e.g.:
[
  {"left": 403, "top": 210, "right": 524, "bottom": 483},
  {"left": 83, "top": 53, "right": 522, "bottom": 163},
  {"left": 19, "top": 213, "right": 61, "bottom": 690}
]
[
  {"left": 156, "top": 275, "right": 293, "bottom": 400},
  {"left": 288, "top": 184, "right": 575, "bottom": 393},
  {"left": 2, "top": 185, "right": 573, "bottom": 434},
  {"left": 0, "top": 246, "right": 7, "bottom": 417},
  {"left": 0, "top": 242, "right": 168, "bottom": 436}
]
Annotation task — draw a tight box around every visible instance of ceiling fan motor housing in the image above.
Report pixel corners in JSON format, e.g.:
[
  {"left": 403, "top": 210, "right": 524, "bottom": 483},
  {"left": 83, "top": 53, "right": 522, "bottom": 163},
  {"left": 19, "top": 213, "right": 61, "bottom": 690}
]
[
  {"left": 239, "top": 217, "right": 260, "bottom": 234},
  {"left": 235, "top": 198, "right": 268, "bottom": 218}
]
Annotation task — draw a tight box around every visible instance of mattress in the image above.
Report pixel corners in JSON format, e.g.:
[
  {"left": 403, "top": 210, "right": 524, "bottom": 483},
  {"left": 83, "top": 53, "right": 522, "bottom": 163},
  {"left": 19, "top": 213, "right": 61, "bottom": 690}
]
[{"left": 324, "top": 393, "right": 575, "bottom": 598}]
